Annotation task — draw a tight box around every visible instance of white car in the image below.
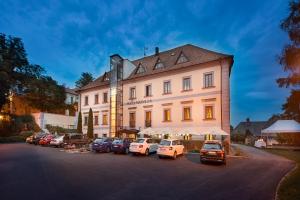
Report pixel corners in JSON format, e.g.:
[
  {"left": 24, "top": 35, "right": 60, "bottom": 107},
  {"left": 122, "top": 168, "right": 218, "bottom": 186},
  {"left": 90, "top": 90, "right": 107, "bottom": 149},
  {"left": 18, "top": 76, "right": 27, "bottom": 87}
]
[
  {"left": 254, "top": 139, "right": 267, "bottom": 148},
  {"left": 49, "top": 135, "right": 64, "bottom": 147},
  {"left": 157, "top": 139, "right": 184, "bottom": 159},
  {"left": 129, "top": 138, "right": 158, "bottom": 156}
]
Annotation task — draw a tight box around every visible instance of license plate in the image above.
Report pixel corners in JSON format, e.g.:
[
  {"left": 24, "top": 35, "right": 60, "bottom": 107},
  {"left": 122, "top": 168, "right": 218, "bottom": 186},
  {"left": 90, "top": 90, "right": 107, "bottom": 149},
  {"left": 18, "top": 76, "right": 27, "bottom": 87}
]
[
  {"left": 208, "top": 151, "right": 216, "bottom": 155},
  {"left": 114, "top": 145, "right": 118, "bottom": 147}
]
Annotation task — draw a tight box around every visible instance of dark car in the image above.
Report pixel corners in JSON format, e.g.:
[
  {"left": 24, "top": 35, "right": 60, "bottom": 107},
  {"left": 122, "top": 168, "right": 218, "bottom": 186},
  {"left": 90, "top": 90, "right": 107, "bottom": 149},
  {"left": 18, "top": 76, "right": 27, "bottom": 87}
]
[
  {"left": 32, "top": 132, "right": 47, "bottom": 145},
  {"left": 111, "top": 138, "right": 134, "bottom": 154},
  {"left": 91, "top": 138, "right": 113, "bottom": 153},
  {"left": 200, "top": 140, "right": 226, "bottom": 165},
  {"left": 63, "top": 133, "right": 90, "bottom": 147}
]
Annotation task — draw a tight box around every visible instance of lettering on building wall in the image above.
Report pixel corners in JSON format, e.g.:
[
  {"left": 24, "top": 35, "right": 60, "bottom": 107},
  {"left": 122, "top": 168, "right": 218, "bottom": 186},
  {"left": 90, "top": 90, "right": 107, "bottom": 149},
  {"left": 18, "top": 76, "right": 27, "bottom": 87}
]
[{"left": 125, "top": 99, "right": 152, "bottom": 105}]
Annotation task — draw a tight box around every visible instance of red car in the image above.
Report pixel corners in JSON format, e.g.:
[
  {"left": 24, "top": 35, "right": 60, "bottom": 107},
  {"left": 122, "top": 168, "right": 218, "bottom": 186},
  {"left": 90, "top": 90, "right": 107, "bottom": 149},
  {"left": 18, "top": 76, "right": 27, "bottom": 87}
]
[{"left": 39, "top": 134, "right": 55, "bottom": 146}]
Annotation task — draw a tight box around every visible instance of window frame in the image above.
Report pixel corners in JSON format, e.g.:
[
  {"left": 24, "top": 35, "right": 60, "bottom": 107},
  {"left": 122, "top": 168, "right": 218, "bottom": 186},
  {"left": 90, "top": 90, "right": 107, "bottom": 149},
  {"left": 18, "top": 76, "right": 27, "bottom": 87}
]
[
  {"left": 163, "top": 108, "right": 171, "bottom": 122},
  {"left": 84, "top": 116, "right": 88, "bottom": 126},
  {"left": 129, "top": 112, "right": 136, "bottom": 128},
  {"left": 102, "top": 114, "right": 108, "bottom": 125},
  {"left": 94, "top": 115, "right": 99, "bottom": 125},
  {"left": 182, "top": 76, "right": 192, "bottom": 91},
  {"left": 103, "top": 92, "right": 108, "bottom": 103},
  {"left": 129, "top": 87, "right": 136, "bottom": 100},
  {"left": 94, "top": 94, "right": 99, "bottom": 104},
  {"left": 163, "top": 80, "right": 171, "bottom": 94},
  {"left": 182, "top": 106, "right": 192, "bottom": 121},
  {"left": 145, "top": 84, "right": 152, "bottom": 97},
  {"left": 204, "top": 105, "right": 215, "bottom": 120},
  {"left": 84, "top": 96, "right": 89, "bottom": 106},
  {"left": 203, "top": 72, "right": 214, "bottom": 88}
]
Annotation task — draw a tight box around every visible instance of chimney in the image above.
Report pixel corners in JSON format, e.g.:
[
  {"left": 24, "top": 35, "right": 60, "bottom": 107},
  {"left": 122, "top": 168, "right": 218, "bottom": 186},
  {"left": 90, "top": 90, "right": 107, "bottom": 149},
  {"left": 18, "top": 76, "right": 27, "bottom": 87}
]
[{"left": 155, "top": 47, "right": 159, "bottom": 56}]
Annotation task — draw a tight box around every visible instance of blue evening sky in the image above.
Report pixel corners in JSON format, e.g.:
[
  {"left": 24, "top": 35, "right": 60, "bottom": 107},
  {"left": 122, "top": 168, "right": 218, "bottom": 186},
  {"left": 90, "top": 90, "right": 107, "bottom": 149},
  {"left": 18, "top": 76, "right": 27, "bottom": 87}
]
[{"left": 0, "top": 0, "right": 290, "bottom": 126}]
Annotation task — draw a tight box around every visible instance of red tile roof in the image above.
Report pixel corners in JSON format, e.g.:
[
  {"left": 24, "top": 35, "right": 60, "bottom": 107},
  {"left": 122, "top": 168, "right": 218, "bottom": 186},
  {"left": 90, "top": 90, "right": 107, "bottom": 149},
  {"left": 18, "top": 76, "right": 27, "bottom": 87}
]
[{"left": 77, "top": 44, "right": 233, "bottom": 92}]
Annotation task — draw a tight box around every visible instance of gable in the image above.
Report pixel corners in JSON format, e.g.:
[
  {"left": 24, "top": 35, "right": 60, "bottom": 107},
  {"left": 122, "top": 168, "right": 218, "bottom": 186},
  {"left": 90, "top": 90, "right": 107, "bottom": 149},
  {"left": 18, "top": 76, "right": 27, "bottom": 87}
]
[
  {"left": 154, "top": 58, "right": 164, "bottom": 69},
  {"left": 136, "top": 63, "right": 146, "bottom": 74},
  {"left": 176, "top": 52, "right": 188, "bottom": 64}
]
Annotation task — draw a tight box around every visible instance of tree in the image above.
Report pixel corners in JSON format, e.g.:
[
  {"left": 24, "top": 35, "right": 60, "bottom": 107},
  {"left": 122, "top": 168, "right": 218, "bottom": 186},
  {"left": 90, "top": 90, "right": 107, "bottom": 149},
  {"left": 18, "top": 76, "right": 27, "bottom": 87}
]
[
  {"left": 77, "top": 111, "right": 82, "bottom": 133},
  {"left": 87, "top": 108, "right": 93, "bottom": 139},
  {"left": 75, "top": 72, "right": 94, "bottom": 88},
  {"left": 0, "top": 33, "right": 65, "bottom": 112},
  {"left": 277, "top": 1, "right": 300, "bottom": 122},
  {"left": 23, "top": 75, "right": 66, "bottom": 112}
]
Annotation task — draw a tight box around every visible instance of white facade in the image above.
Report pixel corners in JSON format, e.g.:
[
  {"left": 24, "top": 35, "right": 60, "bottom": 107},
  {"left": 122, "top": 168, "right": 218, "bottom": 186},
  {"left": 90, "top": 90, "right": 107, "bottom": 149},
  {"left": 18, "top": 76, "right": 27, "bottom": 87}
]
[
  {"left": 77, "top": 44, "right": 233, "bottom": 140},
  {"left": 32, "top": 112, "right": 77, "bottom": 130}
]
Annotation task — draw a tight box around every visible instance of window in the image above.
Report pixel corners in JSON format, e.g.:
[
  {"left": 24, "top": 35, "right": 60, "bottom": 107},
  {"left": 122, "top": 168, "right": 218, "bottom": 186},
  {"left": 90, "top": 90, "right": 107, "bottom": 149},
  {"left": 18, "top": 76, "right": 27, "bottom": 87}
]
[
  {"left": 70, "top": 97, "right": 74, "bottom": 104},
  {"left": 163, "top": 81, "right": 171, "bottom": 94},
  {"left": 84, "top": 96, "right": 88, "bottom": 105},
  {"left": 130, "top": 87, "right": 136, "bottom": 99},
  {"left": 136, "top": 63, "right": 146, "bottom": 74},
  {"left": 94, "top": 115, "right": 99, "bottom": 125},
  {"left": 183, "top": 77, "right": 191, "bottom": 91},
  {"left": 84, "top": 116, "right": 88, "bottom": 126},
  {"left": 129, "top": 112, "right": 136, "bottom": 128},
  {"left": 145, "top": 85, "right": 152, "bottom": 97},
  {"left": 154, "top": 58, "right": 164, "bottom": 69},
  {"left": 94, "top": 94, "right": 99, "bottom": 104},
  {"left": 163, "top": 109, "right": 171, "bottom": 122},
  {"left": 204, "top": 72, "right": 214, "bottom": 88},
  {"left": 176, "top": 52, "right": 188, "bottom": 64},
  {"left": 204, "top": 105, "right": 214, "bottom": 120},
  {"left": 145, "top": 111, "right": 151, "bottom": 127},
  {"left": 103, "top": 92, "right": 108, "bottom": 103},
  {"left": 183, "top": 107, "right": 191, "bottom": 120},
  {"left": 102, "top": 114, "right": 108, "bottom": 125}
]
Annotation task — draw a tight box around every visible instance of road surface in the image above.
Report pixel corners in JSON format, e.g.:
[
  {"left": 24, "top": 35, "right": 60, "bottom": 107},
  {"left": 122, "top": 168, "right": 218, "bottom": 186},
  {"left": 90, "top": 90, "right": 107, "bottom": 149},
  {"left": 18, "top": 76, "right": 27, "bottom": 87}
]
[{"left": 0, "top": 143, "right": 295, "bottom": 200}]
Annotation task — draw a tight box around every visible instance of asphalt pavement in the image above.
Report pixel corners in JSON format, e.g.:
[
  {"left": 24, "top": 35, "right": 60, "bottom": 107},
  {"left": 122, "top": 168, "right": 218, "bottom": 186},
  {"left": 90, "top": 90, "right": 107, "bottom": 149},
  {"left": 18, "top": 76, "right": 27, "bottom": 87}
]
[{"left": 0, "top": 143, "right": 295, "bottom": 200}]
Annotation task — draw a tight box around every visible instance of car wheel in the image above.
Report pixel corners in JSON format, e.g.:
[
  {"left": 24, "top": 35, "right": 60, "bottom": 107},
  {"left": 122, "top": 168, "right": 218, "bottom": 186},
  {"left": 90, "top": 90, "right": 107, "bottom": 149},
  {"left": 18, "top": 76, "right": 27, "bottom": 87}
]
[
  {"left": 145, "top": 148, "right": 149, "bottom": 156},
  {"left": 106, "top": 147, "right": 110, "bottom": 153},
  {"left": 173, "top": 151, "right": 177, "bottom": 160},
  {"left": 158, "top": 155, "right": 163, "bottom": 159},
  {"left": 125, "top": 148, "right": 129, "bottom": 154},
  {"left": 200, "top": 159, "right": 205, "bottom": 164}
]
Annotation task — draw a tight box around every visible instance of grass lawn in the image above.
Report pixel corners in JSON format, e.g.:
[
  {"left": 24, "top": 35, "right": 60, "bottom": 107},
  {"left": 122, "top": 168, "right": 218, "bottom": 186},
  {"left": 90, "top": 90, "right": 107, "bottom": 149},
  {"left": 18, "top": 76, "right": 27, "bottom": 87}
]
[{"left": 265, "top": 149, "right": 300, "bottom": 200}]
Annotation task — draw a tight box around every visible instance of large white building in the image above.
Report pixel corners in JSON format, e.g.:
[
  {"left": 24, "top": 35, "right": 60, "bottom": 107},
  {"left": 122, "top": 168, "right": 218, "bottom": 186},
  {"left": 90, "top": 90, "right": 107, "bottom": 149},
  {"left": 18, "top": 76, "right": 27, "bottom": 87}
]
[{"left": 76, "top": 44, "right": 233, "bottom": 141}]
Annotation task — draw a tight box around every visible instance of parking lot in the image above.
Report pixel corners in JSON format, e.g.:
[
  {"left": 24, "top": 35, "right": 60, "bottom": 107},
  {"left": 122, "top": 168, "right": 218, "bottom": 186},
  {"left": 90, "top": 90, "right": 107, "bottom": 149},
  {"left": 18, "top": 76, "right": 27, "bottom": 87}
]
[{"left": 0, "top": 143, "right": 295, "bottom": 200}]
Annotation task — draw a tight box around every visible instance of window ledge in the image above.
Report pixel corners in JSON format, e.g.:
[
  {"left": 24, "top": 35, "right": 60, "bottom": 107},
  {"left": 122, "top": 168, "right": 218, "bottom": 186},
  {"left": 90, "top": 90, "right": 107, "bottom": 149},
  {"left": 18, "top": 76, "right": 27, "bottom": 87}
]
[
  {"left": 162, "top": 92, "right": 172, "bottom": 95},
  {"left": 129, "top": 98, "right": 136, "bottom": 100},
  {"left": 102, "top": 124, "right": 108, "bottom": 126},
  {"left": 102, "top": 102, "right": 108, "bottom": 104},
  {"left": 181, "top": 89, "right": 193, "bottom": 93},
  {"left": 162, "top": 120, "right": 172, "bottom": 123},
  {"left": 144, "top": 95, "right": 152, "bottom": 98},
  {"left": 182, "top": 119, "right": 193, "bottom": 122},
  {"left": 202, "top": 86, "right": 215, "bottom": 89},
  {"left": 203, "top": 118, "right": 216, "bottom": 121}
]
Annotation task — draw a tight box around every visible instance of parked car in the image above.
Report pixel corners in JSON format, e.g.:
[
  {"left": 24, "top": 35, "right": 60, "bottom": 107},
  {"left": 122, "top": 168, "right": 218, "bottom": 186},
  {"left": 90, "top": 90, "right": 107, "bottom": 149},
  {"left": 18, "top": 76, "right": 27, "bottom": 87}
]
[
  {"left": 129, "top": 138, "right": 158, "bottom": 156},
  {"left": 49, "top": 135, "right": 64, "bottom": 147},
  {"left": 254, "top": 139, "right": 266, "bottom": 148},
  {"left": 157, "top": 139, "right": 184, "bottom": 159},
  {"left": 32, "top": 132, "right": 48, "bottom": 145},
  {"left": 200, "top": 140, "right": 226, "bottom": 165},
  {"left": 63, "top": 133, "right": 90, "bottom": 147},
  {"left": 111, "top": 138, "right": 134, "bottom": 154},
  {"left": 39, "top": 134, "right": 55, "bottom": 146},
  {"left": 26, "top": 135, "right": 34, "bottom": 144},
  {"left": 91, "top": 138, "right": 113, "bottom": 153}
]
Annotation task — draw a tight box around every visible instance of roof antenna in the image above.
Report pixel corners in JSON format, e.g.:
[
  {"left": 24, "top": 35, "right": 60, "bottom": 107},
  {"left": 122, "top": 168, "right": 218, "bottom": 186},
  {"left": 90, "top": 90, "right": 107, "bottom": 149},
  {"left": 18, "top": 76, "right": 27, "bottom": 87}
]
[{"left": 144, "top": 46, "right": 148, "bottom": 57}]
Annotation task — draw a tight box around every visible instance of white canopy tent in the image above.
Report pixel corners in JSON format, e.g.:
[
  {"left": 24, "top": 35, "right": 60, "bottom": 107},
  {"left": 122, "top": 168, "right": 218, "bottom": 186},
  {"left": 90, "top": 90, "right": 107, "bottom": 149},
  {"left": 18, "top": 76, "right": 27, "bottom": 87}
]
[{"left": 261, "top": 120, "right": 300, "bottom": 135}]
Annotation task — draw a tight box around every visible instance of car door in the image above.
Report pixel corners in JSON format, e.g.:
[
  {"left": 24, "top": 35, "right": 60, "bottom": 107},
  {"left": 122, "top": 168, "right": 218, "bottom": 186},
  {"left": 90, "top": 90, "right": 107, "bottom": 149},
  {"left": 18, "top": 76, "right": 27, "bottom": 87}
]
[{"left": 172, "top": 140, "right": 178, "bottom": 153}]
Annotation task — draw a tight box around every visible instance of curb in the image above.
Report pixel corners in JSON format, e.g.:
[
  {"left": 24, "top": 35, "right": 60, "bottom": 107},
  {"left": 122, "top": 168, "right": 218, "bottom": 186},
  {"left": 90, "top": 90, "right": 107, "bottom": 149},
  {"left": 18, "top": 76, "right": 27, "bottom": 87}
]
[{"left": 275, "top": 163, "right": 298, "bottom": 200}]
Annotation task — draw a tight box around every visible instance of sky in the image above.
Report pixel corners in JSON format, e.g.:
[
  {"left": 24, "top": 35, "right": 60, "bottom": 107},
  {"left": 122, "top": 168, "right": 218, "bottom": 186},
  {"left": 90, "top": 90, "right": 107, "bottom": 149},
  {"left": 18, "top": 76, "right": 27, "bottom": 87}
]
[{"left": 0, "top": 0, "right": 291, "bottom": 126}]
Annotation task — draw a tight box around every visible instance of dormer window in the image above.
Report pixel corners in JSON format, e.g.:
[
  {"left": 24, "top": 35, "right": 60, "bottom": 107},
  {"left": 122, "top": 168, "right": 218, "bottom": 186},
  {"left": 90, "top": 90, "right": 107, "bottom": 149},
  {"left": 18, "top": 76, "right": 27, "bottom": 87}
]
[
  {"left": 136, "top": 63, "right": 146, "bottom": 74},
  {"left": 176, "top": 52, "right": 188, "bottom": 64},
  {"left": 154, "top": 58, "right": 164, "bottom": 69},
  {"left": 103, "top": 72, "right": 109, "bottom": 81}
]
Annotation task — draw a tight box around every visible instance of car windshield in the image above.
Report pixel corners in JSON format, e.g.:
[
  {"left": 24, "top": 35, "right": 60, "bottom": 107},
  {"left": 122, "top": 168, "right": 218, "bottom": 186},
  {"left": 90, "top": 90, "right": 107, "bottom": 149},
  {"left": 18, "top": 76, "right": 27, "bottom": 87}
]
[
  {"left": 160, "top": 140, "right": 171, "bottom": 146},
  {"left": 203, "top": 143, "right": 221, "bottom": 150},
  {"left": 136, "top": 139, "right": 145, "bottom": 143},
  {"left": 112, "top": 140, "right": 122, "bottom": 144},
  {"left": 94, "top": 138, "right": 103, "bottom": 143}
]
